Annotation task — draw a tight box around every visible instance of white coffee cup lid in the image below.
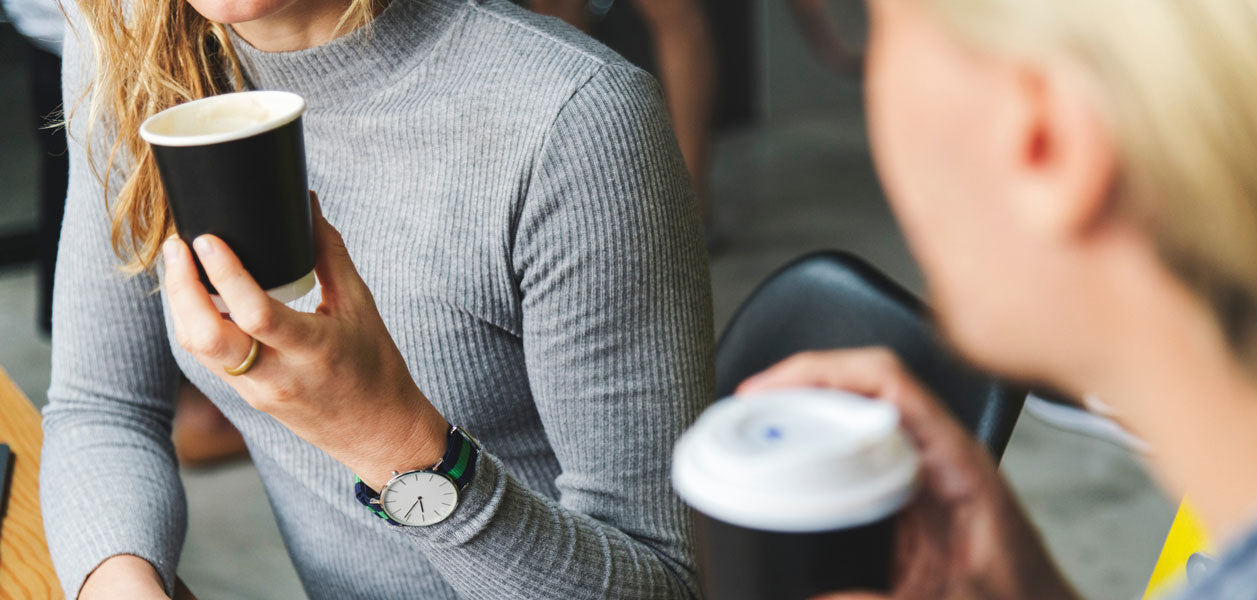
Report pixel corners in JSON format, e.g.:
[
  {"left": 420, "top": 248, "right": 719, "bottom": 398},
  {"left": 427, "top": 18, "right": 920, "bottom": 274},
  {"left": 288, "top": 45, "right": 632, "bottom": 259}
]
[{"left": 672, "top": 388, "right": 920, "bottom": 532}]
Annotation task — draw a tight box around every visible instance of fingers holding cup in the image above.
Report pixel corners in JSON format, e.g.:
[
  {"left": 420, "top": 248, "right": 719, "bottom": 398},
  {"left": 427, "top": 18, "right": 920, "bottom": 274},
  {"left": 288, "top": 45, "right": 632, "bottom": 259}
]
[
  {"left": 163, "top": 236, "right": 257, "bottom": 373},
  {"left": 191, "top": 234, "right": 319, "bottom": 353}
]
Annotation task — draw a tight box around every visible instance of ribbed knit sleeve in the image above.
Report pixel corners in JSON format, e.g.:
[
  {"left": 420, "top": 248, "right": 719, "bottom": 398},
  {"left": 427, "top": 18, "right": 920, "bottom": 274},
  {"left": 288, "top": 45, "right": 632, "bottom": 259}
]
[
  {"left": 40, "top": 7, "right": 187, "bottom": 597},
  {"left": 39, "top": 3, "right": 714, "bottom": 597},
  {"left": 399, "top": 63, "right": 714, "bottom": 598}
]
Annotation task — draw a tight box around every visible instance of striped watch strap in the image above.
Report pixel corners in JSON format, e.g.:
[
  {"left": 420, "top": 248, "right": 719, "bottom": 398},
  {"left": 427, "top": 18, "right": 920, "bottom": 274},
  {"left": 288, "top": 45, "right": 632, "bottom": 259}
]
[
  {"left": 353, "top": 425, "right": 480, "bottom": 526},
  {"left": 434, "top": 425, "right": 479, "bottom": 490},
  {"left": 354, "top": 476, "right": 401, "bottom": 526}
]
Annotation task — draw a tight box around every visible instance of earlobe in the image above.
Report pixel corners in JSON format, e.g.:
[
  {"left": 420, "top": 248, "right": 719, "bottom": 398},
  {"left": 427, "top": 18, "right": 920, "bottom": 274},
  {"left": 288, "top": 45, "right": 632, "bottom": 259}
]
[{"left": 1011, "top": 62, "right": 1119, "bottom": 240}]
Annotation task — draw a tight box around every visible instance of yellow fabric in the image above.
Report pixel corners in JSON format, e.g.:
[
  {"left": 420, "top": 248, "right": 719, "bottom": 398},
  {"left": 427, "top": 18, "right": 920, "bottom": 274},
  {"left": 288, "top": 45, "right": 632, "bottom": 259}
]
[{"left": 1145, "top": 500, "right": 1210, "bottom": 599}]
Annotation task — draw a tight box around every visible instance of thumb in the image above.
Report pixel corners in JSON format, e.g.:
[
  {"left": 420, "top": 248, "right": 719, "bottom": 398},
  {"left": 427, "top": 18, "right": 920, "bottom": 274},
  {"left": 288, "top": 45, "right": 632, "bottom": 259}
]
[{"left": 309, "top": 191, "right": 370, "bottom": 305}]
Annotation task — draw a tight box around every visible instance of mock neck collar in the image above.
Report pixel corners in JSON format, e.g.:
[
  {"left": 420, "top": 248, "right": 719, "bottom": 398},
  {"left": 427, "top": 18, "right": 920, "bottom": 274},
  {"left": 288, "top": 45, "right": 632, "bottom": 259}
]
[{"left": 227, "top": 0, "right": 466, "bottom": 102}]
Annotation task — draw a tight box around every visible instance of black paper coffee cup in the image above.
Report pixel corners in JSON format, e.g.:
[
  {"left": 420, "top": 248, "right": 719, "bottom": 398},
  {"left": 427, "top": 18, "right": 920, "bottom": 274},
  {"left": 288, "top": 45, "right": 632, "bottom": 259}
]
[
  {"left": 672, "top": 389, "right": 920, "bottom": 599},
  {"left": 140, "top": 90, "right": 315, "bottom": 311}
]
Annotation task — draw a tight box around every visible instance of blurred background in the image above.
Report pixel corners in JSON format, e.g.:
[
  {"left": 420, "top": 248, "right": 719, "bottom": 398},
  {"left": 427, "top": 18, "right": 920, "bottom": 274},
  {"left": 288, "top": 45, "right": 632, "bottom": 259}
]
[{"left": 1, "top": 1, "right": 1174, "bottom": 598}]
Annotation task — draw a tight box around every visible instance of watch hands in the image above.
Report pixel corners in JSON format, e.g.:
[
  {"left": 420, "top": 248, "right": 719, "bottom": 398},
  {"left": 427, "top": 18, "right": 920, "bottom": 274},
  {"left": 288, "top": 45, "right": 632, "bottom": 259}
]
[
  {"left": 404, "top": 496, "right": 422, "bottom": 519},
  {"left": 419, "top": 497, "right": 426, "bottom": 513}
]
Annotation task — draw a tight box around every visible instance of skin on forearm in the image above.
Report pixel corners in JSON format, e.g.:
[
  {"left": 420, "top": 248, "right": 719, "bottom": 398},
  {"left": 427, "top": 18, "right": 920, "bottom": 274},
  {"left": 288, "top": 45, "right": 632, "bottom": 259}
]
[
  {"left": 334, "top": 385, "right": 450, "bottom": 491},
  {"left": 80, "top": 555, "right": 167, "bottom": 599}
]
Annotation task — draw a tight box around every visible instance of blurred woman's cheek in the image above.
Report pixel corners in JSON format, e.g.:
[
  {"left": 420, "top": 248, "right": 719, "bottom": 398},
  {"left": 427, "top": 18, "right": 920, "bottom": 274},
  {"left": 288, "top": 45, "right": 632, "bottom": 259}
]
[
  {"left": 861, "top": 1, "right": 1004, "bottom": 362},
  {"left": 864, "top": 1, "right": 933, "bottom": 253}
]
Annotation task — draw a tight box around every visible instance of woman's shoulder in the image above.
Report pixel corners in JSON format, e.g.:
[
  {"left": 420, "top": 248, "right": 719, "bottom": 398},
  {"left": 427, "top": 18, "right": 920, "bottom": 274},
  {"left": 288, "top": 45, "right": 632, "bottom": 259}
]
[
  {"left": 439, "top": 0, "right": 654, "bottom": 102},
  {"left": 461, "top": 0, "right": 626, "bottom": 66}
]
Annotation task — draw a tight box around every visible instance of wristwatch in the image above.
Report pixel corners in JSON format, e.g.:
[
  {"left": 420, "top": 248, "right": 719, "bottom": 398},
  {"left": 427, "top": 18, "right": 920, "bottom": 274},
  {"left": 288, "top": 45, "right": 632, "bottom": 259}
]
[{"left": 354, "top": 425, "right": 481, "bottom": 527}]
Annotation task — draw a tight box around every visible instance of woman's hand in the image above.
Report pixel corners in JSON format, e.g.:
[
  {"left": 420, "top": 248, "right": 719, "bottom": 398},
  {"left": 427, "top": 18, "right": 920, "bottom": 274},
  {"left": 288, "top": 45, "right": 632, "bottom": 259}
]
[
  {"left": 738, "top": 348, "right": 1080, "bottom": 600},
  {"left": 80, "top": 555, "right": 200, "bottom": 600},
  {"left": 79, "top": 555, "right": 170, "bottom": 600},
  {"left": 162, "top": 192, "right": 448, "bottom": 490}
]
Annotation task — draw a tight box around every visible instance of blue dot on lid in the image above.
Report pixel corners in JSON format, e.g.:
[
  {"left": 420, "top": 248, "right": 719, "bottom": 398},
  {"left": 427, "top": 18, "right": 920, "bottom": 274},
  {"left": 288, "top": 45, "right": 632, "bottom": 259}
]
[{"left": 764, "top": 426, "right": 784, "bottom": 441}]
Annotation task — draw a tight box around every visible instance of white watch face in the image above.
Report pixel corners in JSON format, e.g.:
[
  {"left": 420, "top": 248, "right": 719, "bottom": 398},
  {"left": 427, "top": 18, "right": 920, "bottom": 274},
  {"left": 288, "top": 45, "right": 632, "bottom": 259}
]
[{"left": 379, "top": 471, "right": 459, "bottom": 526}]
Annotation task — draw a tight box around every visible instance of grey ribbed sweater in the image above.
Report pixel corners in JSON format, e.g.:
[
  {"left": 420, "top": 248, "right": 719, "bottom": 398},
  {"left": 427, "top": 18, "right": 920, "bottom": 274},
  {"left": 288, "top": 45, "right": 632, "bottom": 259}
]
[{"left": 41, "top": 1, "right": 714, "bottom": 597}]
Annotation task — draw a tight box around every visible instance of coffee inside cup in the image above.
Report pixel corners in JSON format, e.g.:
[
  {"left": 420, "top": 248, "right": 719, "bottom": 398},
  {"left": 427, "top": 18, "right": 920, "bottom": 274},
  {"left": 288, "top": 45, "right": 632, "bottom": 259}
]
[
  {"left": 141, "top": 91, "right": 304, "bottom": 146},
  {"left": 672, "top": 388, "right": 920, "bottom": 598}
]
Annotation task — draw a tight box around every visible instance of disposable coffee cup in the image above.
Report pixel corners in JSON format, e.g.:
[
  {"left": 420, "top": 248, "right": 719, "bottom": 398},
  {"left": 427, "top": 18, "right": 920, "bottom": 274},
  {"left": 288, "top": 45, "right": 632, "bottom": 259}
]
[
  {"left": 672, "top": 388, "right": 920, "bottom": 599},
  {"left": 140, "top": 90, "right": 316, "bottom": 311}
]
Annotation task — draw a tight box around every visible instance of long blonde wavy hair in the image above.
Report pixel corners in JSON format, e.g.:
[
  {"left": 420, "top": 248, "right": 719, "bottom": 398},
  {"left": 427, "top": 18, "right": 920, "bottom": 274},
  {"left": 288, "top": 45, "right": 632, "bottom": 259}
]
[
  {"left": 921, "top": 0, "right": 1257, "bottom": 367},
  {"left": 73, "top": 0, "right": 374, "bottom": 274}
]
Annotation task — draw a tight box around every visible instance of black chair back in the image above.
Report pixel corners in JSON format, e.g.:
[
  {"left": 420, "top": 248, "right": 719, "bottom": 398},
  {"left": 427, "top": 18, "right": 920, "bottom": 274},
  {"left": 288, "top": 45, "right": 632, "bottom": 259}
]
[{"left": 716, "top": 251, "right": 1024, "bottom": 460}]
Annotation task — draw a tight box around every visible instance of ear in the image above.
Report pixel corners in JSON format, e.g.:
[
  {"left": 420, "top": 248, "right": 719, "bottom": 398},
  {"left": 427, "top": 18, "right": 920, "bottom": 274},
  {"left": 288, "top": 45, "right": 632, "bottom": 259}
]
[{"left": 1005, "top": 61, "right": 1118, "bottom": 241}]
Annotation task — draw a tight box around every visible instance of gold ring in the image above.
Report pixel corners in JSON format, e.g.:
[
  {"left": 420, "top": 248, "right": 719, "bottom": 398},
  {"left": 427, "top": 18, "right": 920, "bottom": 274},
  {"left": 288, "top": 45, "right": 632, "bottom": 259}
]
[{"left": 224, "top": 338, "right": 260, "bottom": 376}]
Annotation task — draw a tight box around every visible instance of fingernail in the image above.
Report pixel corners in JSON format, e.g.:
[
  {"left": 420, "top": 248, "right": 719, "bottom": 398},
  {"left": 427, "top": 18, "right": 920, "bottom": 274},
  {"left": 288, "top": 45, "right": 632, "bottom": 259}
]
[{"left": 193, "top": 236, "right": 215, "bottom": 257}]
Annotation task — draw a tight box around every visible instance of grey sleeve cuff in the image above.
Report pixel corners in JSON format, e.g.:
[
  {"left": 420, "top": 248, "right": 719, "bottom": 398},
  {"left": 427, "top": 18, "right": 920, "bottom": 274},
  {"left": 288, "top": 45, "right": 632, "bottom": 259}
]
[
  {"left": 41, "top": 407, "right": 187, "bottom": 600},
  {"left": 398, "top": 449, "right": 508, "bottom": 548},
  {"left": 41, "top": 404, "right": 186, "bottom": 599},
  {"left": 42, "top": 446, "right": 185, "bottom": 598}
]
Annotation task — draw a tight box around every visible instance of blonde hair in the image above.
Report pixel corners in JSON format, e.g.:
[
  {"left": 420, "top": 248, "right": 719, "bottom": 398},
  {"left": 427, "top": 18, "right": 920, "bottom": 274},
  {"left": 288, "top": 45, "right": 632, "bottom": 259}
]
[
  {"left": 72, "top": 0, "right": 375, "bottom": 274},
  {"left": 921, "top": 0, "right": 1257, "bottom": 365}
]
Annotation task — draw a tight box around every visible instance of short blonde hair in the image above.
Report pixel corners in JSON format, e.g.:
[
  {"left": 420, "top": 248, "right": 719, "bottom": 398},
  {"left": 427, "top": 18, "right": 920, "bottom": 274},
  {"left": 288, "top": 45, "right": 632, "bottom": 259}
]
[{"left": 922, "top": 0, "right": 1257, "bottom": 366}]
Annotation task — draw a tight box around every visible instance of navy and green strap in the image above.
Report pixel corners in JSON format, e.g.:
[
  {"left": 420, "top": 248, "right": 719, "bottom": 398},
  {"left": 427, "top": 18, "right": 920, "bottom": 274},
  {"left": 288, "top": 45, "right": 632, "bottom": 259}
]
[
  {"left": 354, "top": 425, "right": 480, "bottom": 526},
  {"left": 354, "top": 476, "right": 401, "bottom": 526},
  {"left": 438, "top": 426, "right": 478, "bottom": 490}
]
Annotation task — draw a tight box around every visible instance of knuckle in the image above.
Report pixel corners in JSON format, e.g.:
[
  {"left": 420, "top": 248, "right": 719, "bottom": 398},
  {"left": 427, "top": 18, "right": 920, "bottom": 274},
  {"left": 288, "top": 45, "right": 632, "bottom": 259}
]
[
  {"left": 244, "top": 394, "right": 276, "bottom": 413},
  {"left": 255, "top": 380, "right": 299, "bottom": 410},
  {"left": 174, "top": 328, "right": 194, "bottom": 353},
  {"left": 217, "top": 271, "right": 249, "bottom": 297},
  {"left": 322, "top": 225, "right": 353, "bottom": 260},
  {"left": 270, "top": 383, "right": 299, "bottom": 403},
  {"left": 327, "top": 225, "right": 346, "bottom": 246},
  {"left": 229, "top": 267, "right": 254, "bottom": 287},
  {"left": 308, "top": 326, "right": 331, "bottom": 352},
  {"left": 305, "top": 352, "right": 337, "bottom": 379},
  {"left": 167, "top": 281, "right": 194, "bottom": 305},
  {"left": 201, "top": 254, "right": 235, "bottom": 281},
  {"left": 186, "top": 329, "right": 228, "bottom": 358},
  {"left": 236, "top": 305, "right": 275, "bottom": 336},
  {"left": 201, "top": 254, "right": 226, "bottom": 275},
  {"left": 331, "top": 237, "right": 352, "bottom": 262}
]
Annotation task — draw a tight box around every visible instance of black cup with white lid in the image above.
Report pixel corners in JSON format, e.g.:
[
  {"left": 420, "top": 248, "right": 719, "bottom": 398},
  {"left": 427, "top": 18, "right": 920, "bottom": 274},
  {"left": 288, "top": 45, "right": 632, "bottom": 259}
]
[
  {"left": 140, "top": 90, "right": 316, "bottom": 312},
  {"left": 672, "top": 388, "right": 920, "bottom": 599}
]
